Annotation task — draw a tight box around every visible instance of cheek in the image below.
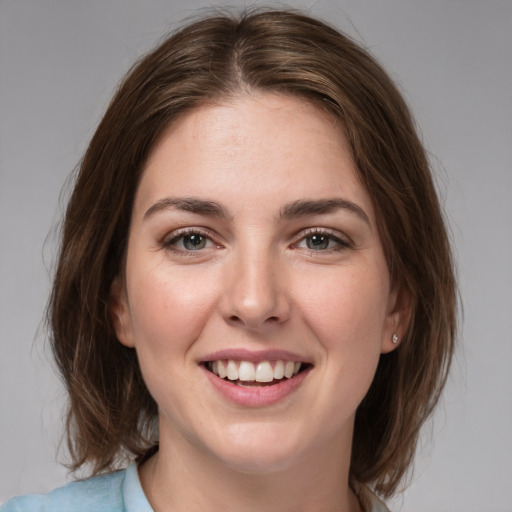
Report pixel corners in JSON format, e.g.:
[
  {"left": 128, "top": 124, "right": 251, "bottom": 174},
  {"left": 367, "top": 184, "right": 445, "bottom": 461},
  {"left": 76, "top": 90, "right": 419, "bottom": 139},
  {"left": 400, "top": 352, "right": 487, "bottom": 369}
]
[
  {"left": 296, "top": 265, "right": 390, "bottom": 348},
  {"left": 295, "top": 262, "right": 390, "bottom": 404},
  {"left": 125, "top": 262, "right": 220, "bottom": 360},
  {"left": 124, "top": 263, "right": 221, "bottom": 420}
]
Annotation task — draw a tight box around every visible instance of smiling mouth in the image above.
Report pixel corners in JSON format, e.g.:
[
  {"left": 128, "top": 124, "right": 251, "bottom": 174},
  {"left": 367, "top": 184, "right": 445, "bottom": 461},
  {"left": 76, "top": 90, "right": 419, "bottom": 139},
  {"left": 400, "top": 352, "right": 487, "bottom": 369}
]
[{"left": 204, "top": 360, "right": 311, "bottom": 387}]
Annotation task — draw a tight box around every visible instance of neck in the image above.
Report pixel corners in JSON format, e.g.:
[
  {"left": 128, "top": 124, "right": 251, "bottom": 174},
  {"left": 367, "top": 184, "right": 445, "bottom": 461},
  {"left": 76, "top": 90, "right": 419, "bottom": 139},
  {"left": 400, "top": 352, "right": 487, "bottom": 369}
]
[{"left": 139, "top": 423, "right": 361, "bottom": 512}]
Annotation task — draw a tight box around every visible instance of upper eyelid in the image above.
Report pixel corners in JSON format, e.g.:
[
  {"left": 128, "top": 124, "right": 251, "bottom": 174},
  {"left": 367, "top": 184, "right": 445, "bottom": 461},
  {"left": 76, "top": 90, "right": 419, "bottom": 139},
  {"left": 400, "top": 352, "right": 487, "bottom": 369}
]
[
  {"left": 290, "top": 230, "right": 354, "bottom": 254},
  {"left": 293, "top": 227, "right": 351, "bottom": 243},
  {"left": 164, "top": 226, "right": 217, "bottom": 242},
  {"left": 160, "top": 228, "right": 221, "bottom": 258}
]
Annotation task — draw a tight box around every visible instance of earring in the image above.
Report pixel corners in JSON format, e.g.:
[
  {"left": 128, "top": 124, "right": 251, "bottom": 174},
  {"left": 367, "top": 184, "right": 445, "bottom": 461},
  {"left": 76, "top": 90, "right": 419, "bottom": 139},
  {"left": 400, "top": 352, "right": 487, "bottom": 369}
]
[{"left": 392, "top": 333, "right": 399, "bottom": 344}]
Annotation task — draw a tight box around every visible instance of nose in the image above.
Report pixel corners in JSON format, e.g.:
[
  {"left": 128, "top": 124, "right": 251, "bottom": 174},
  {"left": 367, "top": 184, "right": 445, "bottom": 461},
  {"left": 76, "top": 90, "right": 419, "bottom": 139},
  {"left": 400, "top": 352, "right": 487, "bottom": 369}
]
[{"left": 219, "top": 248, "right": 291, "bottom": 331}]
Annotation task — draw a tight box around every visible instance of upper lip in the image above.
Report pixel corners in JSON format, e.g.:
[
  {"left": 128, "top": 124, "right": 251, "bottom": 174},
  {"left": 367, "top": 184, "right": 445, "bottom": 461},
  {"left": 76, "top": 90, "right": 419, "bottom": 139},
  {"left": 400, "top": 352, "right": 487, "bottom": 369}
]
[{"left": 198, "top": 348, "right": 312, "bottom": 364}]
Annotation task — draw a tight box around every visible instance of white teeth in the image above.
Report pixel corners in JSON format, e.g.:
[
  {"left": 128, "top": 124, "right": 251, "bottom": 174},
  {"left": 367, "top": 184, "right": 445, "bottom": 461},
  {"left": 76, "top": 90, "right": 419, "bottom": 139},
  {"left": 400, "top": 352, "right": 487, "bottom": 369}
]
[
  {"left": 238, "top": 361, "right": 256, "bottom": 381},
  {"left": 284, "top": 361, "right": 295, "bottom": 378},
  {"left": 208, "top": 359, "right": 305, "bottom": 382},
  {"left": 226, "top": 360, "right": 238, "bottom": 380},
  {"left": 255, "top": 361, "right": 274, "bottom": 382},
  {"left": 217, "top": 360, "right": 227, "bottom": 379},
  {"left": 273, "top": 360, "right": 285, "bottom": 379}
]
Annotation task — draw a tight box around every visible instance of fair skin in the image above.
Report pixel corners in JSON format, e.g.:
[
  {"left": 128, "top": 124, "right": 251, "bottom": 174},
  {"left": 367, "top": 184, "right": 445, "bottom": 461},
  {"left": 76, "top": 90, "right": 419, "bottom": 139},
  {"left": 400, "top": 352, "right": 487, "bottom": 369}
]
[{"left": 112, "top": 93, "right": 409, "bottom": 512}]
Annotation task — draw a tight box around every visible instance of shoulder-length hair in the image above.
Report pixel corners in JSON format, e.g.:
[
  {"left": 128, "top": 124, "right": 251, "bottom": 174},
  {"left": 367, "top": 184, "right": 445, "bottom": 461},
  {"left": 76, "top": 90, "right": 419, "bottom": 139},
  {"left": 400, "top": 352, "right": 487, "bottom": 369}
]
[{"left": 49, "top": 8, "right": 457, "bottom": 498}]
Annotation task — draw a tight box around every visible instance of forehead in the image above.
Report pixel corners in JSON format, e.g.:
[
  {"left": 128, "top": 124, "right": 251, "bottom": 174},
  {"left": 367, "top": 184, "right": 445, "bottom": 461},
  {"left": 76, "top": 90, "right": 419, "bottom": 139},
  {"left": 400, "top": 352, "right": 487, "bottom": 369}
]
[{"left": 135, "top": 93, "right": 374, "bottom": 220}]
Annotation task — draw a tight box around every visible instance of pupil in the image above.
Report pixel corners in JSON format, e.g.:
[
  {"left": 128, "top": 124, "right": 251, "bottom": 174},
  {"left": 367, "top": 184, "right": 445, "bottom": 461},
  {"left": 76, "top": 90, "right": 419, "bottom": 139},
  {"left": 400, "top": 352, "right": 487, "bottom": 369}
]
[
  {"left": 184, "top": 234, "right": 205, "bottom": 250},
  {"left": 308, "top": 235, "right": 328, "bottom": 250}
]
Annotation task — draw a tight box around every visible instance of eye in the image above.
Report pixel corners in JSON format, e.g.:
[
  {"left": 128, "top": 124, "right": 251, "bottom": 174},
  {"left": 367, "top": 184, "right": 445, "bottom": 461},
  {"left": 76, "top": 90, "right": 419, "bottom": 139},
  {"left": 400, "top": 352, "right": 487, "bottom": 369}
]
[
  {"left": 294, "top": 229, "right": 350, "bottom": 252},
  {"left": 304, "top": 234, "right": 333, "bottom": 250},
  {"left": 178, "top": 233, "right": 209, "bottom": 250},
  {"left": 163, "top": 229, "right": 218, "bottom": 253}
]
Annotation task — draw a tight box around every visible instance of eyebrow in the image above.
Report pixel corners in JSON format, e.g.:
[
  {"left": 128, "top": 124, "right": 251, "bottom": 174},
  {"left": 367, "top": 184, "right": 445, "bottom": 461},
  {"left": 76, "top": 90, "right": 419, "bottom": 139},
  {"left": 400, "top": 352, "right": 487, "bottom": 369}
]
[
  {"left": 279, "top": 198, "right": 370, "bottom": 225},
  {"left": 143, "top": 196, "right": 370, "bottom": 225},
  {"left": 144, "top": 197, "right": 229, "bottom": 220}
]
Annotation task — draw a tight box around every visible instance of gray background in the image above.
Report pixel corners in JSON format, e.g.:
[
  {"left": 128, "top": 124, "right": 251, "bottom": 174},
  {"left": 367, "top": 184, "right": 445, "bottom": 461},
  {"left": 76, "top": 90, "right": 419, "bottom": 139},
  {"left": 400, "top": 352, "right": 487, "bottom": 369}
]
[{"left": 1, "top": 1, "right": 511, "bottom": 510}]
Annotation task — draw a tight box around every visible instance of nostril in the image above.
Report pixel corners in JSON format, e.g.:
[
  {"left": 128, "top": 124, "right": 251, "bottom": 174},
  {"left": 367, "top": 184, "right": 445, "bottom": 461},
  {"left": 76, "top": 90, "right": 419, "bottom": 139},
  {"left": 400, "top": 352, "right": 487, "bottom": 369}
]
[{"left": 228, "top": 314, "right": 280, "bottom": 325}]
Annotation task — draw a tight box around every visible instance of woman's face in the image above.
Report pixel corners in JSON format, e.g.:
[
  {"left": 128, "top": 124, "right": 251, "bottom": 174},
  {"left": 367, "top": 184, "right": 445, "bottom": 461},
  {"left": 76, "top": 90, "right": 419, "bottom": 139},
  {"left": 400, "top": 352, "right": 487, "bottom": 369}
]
[{"left": 112, "top": 93, "right": 406, "bottom": 473}]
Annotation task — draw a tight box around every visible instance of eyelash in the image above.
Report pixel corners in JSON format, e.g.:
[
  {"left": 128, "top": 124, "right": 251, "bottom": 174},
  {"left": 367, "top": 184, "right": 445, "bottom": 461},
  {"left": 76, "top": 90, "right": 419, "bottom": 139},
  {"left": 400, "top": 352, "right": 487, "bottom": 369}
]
[
  {"left": 161, "top": 228, "right": 220, "bottom": 256},
  {"left": 161, "top": 227, "right": 351, "bottom": 257},
  {"left": 291, "top": 228, "right": 351, "bottom": 253}
]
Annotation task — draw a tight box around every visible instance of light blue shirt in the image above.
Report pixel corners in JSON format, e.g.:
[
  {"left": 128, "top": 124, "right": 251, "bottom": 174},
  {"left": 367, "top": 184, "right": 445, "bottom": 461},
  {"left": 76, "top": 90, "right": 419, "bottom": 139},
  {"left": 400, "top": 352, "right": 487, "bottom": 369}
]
[
  {"left": 2, "top": 463, "right": 390, "bottom": 512},
  {"left": 2, "top": 463, "right": 152, "bottom": 512}
]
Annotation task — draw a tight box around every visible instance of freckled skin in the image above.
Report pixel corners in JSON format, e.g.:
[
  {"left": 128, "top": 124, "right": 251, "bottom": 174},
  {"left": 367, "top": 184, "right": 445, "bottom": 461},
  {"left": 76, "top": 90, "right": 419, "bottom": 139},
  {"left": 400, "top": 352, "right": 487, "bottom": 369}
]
[{"left": 111, "top": 94, "right": 408, "bottom": 512}]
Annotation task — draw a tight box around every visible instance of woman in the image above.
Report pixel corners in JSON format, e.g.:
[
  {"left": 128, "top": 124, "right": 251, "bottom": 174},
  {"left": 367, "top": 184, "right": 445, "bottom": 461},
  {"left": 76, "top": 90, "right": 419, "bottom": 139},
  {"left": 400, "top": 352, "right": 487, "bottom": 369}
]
[{"left": 3, "top": 8, "right": 456, "bottom": 512}]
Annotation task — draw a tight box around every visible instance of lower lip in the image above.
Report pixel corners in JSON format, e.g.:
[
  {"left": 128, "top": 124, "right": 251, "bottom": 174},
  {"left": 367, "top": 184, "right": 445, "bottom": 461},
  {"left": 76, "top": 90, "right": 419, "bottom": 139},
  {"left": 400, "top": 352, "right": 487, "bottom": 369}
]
[{"left": 202, "top": 365, "right": 311, "bottom": 407}]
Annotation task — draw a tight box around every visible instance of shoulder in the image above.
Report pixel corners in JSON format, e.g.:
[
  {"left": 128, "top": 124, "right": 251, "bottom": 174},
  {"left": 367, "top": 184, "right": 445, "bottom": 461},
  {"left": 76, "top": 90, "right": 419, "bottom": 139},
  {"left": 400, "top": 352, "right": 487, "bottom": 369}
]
[{"left": 2, "top": 467, "right": 129, "bottom": 512}]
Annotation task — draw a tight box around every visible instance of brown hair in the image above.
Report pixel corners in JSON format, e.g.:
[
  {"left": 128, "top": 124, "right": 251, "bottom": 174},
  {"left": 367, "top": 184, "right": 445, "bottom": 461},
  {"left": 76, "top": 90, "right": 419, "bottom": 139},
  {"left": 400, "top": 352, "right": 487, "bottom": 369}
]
[{"left": 49, "top": 8, "right": 457, "bottom": 498}]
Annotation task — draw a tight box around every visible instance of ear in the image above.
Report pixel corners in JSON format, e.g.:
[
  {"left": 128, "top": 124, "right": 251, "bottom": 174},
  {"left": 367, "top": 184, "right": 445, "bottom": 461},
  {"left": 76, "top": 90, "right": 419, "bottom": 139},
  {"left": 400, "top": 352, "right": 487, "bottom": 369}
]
[
  {"left": 381, "top": 282, "right": 413, "bottom": 354},
  {"left": 109, "top": 277, "right": 135, "bottom": 348}
]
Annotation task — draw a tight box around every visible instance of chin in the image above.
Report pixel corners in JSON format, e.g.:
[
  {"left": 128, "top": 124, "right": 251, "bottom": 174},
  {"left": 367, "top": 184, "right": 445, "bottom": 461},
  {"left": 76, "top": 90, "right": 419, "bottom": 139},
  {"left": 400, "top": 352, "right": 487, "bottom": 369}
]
[
  {"left": 209, "top": 423, "right": 308, "bottom": 474},
  {"left": 217, "top": 447, "right": 302, "bottom": 475}
]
